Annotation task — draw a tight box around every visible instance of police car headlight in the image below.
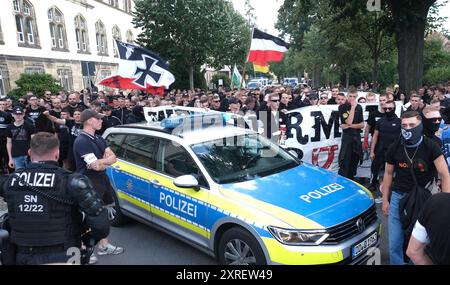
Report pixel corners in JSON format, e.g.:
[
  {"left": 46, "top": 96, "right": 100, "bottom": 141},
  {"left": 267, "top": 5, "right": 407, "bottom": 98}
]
[{"left": 268, "top": 226, "right": 329, "bottom": 245}]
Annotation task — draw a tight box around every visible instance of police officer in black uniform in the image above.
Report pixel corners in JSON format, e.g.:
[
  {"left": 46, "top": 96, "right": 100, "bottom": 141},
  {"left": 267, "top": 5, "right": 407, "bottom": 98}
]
[{"left": 0, "top": 132, "right": 109, "bottom": 265}]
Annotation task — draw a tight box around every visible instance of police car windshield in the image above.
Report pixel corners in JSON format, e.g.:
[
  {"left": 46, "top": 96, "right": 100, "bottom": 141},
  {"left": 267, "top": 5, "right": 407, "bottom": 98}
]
[{"left": 191, "top": 134, "right": 299, "bottom": 184}]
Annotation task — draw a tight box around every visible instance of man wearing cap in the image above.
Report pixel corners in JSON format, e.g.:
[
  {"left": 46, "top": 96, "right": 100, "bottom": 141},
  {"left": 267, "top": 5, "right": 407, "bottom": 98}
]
[
  {"left": 100, "top": 106, "right": 122, "bottom": 135},
  {"left": 6, "top": 106, "right": 36, "bottom": 170},
  {"left": 73, "top": 109, "right": 124, "bottom": 258}
]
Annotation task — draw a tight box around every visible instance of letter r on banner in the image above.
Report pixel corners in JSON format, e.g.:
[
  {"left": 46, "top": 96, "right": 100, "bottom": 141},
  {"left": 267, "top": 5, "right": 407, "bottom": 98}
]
[{"left": 367, "top": 0, "right": 381, "bottom": 12}]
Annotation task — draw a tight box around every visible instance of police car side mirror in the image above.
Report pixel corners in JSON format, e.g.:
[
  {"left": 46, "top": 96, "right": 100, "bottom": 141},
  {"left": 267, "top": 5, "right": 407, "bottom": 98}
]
[{"left": 174, "top": 175, "right": 199, "bottom": 190}]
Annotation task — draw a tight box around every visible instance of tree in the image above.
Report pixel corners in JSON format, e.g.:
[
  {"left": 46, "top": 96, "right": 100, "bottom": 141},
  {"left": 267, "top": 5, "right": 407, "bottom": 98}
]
[
  {"left": 133, "top": 0, "right": 249, "bottom": 90},
  {"left": 385, "top": 0, "right": 437, "bottom": 96},
  {"left": 9, "top": 73, "right": 61, "bottom": 99}
]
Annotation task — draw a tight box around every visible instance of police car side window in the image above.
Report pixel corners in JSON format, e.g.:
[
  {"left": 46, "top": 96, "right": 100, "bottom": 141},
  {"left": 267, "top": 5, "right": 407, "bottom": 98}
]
[
  {"left": 156, "top": 139, "right": 208, "bottom": 188},
  {"left": 122, "top": 135, "right": 158, "bottom": 169},
  {"left": 106, "top": 133, "right": 126, "bottom": 158}
]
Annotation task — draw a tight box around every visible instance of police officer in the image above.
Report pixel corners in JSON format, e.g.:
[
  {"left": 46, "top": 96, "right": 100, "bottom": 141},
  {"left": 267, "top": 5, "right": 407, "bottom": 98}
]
[{"left": 0, "top": 132, "right": 109, "bottom": 265}]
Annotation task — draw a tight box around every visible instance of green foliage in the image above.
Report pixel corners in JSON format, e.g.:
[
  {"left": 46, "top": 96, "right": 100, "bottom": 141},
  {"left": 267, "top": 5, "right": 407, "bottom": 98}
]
[
  {"left": 423, "top": 66, "right": 450, "bottom": 85},
  {"left": 133, "top": 0, "right": 250, "bottom": 90},
  {"left": 424, "top": 38, "right": 450, "bottom": 71},
  {"left": 8, "top": 73, "right": 61, "bottom": 99},
  {"left": 423, "top": 37, "right": 450, "bottom": 85},
  {"left": 211, "top": 73, "right": 231, "bottom": 88}
]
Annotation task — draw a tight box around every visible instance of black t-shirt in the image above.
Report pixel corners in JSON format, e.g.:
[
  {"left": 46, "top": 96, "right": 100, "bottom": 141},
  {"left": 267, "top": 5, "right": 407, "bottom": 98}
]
[
  {"left": 73, "top": 131, "right": 108, "bottom": 175},
  {"left": 65, "top": 104, "right": 87, "bottom": 117},
  {"left": 386, "top": 137, "right": 442, "bottom": 193},
  {"left": 101, "top": 115, "right": 122, "bottom": 135},
  {"left": 0, "top": 111, "right": 13, "bottom": 140},
  {"left": 6, "top": 121, "right": 36, "bottom": 157},
  {"left": 367, "top": 109, "right": 385, "bottom": 136},
  {"left": 26, "top": 106, "right": 53, "bottom": 133},
  {"left": 375, "top": 116, "right": 401, "bottom": 151},
  {"left": 339, "top": 104, "right": 364, "bottom": 136},
  {"left": 327, "top": 97, "right": 337, "bottom": 105},
  {"left": 65, "top": 120, "right": 83, "bottom": 146},
  {"left": 417, "top": 193, "right": 450, "bottom": 265}
]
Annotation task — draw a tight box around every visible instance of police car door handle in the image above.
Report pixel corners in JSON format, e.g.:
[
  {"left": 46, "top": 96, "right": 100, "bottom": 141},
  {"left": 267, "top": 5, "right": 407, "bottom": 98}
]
[{"left": 152, "top": 179, "right": 161, "bottom": 186}]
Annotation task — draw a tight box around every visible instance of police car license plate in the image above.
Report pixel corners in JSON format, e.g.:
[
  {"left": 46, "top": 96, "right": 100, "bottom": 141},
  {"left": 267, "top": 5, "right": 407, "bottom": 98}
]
[{"left": 351, "top": 231, "right": 378, "bottom": 259}]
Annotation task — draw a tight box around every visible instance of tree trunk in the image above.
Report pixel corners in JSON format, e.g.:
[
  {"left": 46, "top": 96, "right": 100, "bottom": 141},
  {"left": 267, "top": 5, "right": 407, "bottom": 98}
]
[
  {"left": 313, "top": 65, "right": 321, "bottom": 88},
  {"left": 345, "top": 70, "right": 350, "bottom": 89},
  {"left": 372, "top": 55, "right": 379, "bottom": 83},
  {"left": 188, "top": 65, "right": 194, "bottom": 91},
  {"left": 388, "top": 0, "right": 435, "bottom": 100},
  {"left": 396, "top": 24, "right": 427, "bottom": 100}
]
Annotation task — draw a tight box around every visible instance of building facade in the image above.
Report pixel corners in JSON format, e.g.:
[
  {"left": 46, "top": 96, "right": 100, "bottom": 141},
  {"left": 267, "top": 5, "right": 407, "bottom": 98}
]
[{"left": 0, "top": 0, "right": 140, "bottom": 96}]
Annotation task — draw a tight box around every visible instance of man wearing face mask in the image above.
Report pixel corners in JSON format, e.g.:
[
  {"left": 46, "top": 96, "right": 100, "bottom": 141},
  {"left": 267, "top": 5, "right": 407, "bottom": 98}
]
[
  {"left": 381, "top": 111, "right": 450, "bottom": 265},
  {"left": 422, "top": 106, "right": 443, "bottom": 147},
  {"left": 370, "top": 101, "right": 401, "bottom": 198}
]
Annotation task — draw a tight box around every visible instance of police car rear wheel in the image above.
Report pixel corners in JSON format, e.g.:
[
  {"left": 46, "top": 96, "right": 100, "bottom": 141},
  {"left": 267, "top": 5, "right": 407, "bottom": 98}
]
[
  {"left": 218, "top": 227, "right": 266, "bottom": 265},
  {"left": 109, "top": 190, "right": 129, "bottom": 227}
]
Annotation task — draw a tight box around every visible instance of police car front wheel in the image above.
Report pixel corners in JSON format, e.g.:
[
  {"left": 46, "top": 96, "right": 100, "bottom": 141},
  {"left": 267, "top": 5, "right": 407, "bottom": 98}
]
[{"left": 218, "top": 227, "right": 266, "bottom": 265}]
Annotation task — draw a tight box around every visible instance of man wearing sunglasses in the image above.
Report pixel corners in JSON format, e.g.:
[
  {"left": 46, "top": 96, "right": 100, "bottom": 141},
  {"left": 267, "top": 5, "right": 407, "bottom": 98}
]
[{"left": 422, "top": 105, "right": 443, "bottom": 147}]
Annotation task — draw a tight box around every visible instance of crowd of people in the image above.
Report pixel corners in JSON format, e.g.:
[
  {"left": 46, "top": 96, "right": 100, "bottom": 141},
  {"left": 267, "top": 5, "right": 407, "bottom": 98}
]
[{"left": 1, "top": 79, "right": 450, "bottom": 265}]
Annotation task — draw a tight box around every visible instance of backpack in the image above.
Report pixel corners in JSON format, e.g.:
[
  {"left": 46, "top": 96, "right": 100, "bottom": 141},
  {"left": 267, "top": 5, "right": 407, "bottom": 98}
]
[{"left": 398, "top": 147, "right": 432, "bottom": 261}]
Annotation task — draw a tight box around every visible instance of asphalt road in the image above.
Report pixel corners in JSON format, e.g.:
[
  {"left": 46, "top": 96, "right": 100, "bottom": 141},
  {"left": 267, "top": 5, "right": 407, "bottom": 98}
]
[
  {"left": 1, "top": 190, "right": 390, "bottom": 265},
  {"left": 95, "top": 201, "right": 389, "bottom": 265}
]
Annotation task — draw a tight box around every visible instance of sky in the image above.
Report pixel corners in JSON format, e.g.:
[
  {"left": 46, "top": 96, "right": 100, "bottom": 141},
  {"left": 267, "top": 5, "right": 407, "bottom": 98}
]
[{"left": 231, "top": 0, "right": 450, "bottom": 37}]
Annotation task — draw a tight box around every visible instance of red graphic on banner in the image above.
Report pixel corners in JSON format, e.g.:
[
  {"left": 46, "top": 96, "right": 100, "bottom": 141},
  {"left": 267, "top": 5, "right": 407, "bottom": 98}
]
[{"left": 311, "top": 145, "right": 339, "bottom": 169}]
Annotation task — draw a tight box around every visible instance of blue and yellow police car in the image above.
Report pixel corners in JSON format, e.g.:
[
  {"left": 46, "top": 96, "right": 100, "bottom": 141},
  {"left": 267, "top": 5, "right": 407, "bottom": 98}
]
[{"left": 104, "top": 113, "right": 380, "bottom": 265}]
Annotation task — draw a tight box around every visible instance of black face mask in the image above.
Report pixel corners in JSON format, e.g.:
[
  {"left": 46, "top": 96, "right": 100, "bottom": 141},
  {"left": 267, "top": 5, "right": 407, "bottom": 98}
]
[
  {"left": 401, "top": 123, "right": 423, "bottom": 147},
  {"left": 385, "top": 110, "right": 396, "bottom": 118},
  {"left": 423, "top": 118, "right": 440, "bottom": 134}
]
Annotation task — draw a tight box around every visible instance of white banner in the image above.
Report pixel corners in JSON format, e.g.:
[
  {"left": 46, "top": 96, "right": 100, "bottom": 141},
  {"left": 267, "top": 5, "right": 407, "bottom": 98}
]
[{"left": 284, "top": 102, "right": 403, "bottom": 173}]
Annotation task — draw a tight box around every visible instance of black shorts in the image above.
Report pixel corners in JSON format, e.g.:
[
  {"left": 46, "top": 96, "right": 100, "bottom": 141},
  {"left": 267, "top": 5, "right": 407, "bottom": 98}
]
[{"left": 85, "top": 172, "right": 114, "bottom": 205}]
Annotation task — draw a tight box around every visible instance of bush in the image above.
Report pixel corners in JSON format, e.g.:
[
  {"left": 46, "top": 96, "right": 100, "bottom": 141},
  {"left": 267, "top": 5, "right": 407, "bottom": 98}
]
[
  {"left": 423, "top": 66, "right": 450, "bottom": 86},
  {"left": 8, "top": 73, "right": 62, "bottom": 99}
]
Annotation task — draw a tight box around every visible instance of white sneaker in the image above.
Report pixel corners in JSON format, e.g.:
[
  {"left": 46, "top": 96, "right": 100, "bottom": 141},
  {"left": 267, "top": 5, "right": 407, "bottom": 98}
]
[
  {"left": 97, "top": 243, "right": 124, "bottom": 256},
  {"left": 89, "top": 254, "right": 98, "bottom": 264}
]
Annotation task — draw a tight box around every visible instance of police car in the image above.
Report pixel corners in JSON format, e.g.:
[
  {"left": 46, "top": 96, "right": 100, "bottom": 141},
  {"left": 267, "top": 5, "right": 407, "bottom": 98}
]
[{"left": 104, "top": 113, "right": 381, "bottom": 265}]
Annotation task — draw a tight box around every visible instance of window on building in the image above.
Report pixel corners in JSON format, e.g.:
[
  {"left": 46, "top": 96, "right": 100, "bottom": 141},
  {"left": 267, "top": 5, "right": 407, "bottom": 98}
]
[
  {"left": 48, "top": 7, "right": 68, "bottom": 50},
  {"left": 0, "top": 65, "right": 11, "bottom": 96},
  {"left": 112, "top": 25, "right": 121, "bottom": 57},
  {"left": 75, "top": 14, "right": 89, "bottom": 53},
  {"left": 13, "top": 0, "right": 20, "bottom": 12},
  {"left": 95, "top": 20, "right": 108, "bottom": 55},
  {"left": 57, "top": 68, "right": 73, "bottom": 92},
  {"left": 24, "top": 66, "right": 45, "bottom": 74},
  {"left": 126, "top": 29, "right": 133, "bottom": 43},
  {"left": 123, "top": 0, "right": 132, "bottom": 13},
  {"left": 109, "top": 0, "right": 118, "bottom": 8},
  {"left": 13, "top": 0, "right": 39, "bottom": 47}
]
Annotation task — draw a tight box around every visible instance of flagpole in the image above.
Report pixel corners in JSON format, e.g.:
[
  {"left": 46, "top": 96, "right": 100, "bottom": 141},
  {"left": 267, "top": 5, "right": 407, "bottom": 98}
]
[{"left": 241, "top": 26, "right": 255, "bottom": 89}]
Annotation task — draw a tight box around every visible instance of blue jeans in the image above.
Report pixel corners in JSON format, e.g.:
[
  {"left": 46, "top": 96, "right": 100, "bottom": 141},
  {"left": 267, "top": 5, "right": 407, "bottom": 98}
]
[
  {"left": 388, "top": 190, "right": 407, "bottom": 265},
  {"left": 13, "top": 156, "right": 28, "bottom": 170}
]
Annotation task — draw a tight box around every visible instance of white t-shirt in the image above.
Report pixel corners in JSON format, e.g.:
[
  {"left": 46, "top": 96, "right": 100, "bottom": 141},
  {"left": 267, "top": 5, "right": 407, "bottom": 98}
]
[{"left": 411, "top": 220, "right": 430, "bottom": 244}]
